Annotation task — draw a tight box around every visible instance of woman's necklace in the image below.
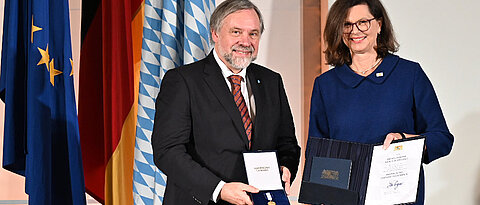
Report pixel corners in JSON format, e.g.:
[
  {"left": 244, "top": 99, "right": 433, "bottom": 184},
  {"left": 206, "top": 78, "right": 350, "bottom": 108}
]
[{"left": 352, "top": 58, "right": 382, "bottom": 75}]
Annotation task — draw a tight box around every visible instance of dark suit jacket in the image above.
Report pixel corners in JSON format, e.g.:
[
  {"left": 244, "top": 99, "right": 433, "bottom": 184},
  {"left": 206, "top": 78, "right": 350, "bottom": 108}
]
[{"left": 152, "top": 52, "right": 300, "bottom": 205}]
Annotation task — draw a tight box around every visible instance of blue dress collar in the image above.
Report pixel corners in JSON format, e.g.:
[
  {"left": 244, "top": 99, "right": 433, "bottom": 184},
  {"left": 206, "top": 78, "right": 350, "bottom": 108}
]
[{"left": 334, "top": 54, "right": 400, "bottom": 88}]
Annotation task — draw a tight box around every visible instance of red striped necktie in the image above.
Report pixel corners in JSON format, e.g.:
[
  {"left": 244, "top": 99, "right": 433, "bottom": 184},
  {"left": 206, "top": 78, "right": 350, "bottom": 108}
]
[{"left": 228, "top": 75, "right": 253, "bottom": 148}]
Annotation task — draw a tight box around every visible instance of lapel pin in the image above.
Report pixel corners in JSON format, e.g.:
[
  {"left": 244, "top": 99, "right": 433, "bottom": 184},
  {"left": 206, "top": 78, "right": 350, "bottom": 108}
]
[
  {"left": 376, "top": 72, "right": 384, "bottom": 77},
  {"left": 257, "top": 79, "right": 261, "bottom": 84}
]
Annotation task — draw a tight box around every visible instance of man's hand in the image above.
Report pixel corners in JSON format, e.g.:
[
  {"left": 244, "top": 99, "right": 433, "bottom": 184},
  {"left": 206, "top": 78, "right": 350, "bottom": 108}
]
[
  {"left": 280, "top": 166, "right": 291, "bottom": 195},
  {"left": 220, "top": 182, "right": 259, "bottom": 205}
]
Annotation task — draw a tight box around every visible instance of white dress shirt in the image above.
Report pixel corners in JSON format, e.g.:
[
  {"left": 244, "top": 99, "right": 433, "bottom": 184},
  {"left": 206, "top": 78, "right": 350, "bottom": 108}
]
[
  {"left": 214, "top": 49, "right": 256, "bottom": 121},
  {"left": 211, "top": 49, "right": 256, "bottom": 202}
]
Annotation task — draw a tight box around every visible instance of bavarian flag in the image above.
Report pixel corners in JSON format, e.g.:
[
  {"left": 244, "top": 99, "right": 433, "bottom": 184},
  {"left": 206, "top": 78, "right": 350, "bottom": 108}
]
[
  {"left": 79, "top": 0, "right": 143, "bottom": 204},
  {"left": 0, "top": 0, "right": 86, "bottom": 204}
]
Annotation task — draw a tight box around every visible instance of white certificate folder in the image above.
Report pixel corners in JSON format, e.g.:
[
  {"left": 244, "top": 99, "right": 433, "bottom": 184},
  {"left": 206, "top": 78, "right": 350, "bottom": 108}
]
[
  {"left": 243, "top": 151, "right": 290, "bottom": 205},
  {"left": 299, "top": 137, "right": 425, "bottom": 205}
]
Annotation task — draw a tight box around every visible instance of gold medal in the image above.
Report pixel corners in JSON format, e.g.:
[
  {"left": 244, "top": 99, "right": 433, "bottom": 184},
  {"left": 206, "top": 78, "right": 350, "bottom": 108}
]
[{"left": 266, "top": 192, "right": 275, "bottom": 205}]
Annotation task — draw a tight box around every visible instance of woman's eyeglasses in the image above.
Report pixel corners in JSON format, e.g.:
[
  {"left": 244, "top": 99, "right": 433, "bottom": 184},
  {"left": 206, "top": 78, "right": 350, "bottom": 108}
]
[{"left": 343, "top": 18, "right": 376, "bottom": 34}]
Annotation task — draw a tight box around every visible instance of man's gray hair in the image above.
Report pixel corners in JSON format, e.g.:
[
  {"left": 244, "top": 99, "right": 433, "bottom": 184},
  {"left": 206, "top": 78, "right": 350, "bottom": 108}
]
[{"left": 210, "top": 0, "right": 264, "bottom": 44}]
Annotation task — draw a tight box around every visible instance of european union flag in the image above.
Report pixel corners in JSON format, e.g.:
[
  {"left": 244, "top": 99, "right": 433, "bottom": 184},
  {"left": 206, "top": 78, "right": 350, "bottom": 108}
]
[{"left": 0, "top": 0, "right": 86, "bottom": 204}]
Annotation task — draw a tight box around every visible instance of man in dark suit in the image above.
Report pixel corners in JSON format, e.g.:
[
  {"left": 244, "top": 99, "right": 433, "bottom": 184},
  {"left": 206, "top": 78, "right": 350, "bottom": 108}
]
[{"left": 152, "top": 0, "right": 300, "bottom": 204}]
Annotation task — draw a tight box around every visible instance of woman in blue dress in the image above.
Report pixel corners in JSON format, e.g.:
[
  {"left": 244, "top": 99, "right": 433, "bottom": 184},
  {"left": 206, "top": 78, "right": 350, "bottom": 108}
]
[{"left": 308, "top": 0, "right": 454, "bottom": 204}]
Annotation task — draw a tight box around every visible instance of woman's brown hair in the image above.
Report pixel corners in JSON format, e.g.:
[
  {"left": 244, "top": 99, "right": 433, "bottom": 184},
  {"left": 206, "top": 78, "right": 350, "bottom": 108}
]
[{"left": 324, "top": 0, "right": 399, "bottom": 67}]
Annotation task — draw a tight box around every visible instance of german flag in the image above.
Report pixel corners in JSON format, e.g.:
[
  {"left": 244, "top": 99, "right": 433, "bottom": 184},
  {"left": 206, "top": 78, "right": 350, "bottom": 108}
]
[{"left": 78, "top": 0, "right": 144, "bottom": 203}]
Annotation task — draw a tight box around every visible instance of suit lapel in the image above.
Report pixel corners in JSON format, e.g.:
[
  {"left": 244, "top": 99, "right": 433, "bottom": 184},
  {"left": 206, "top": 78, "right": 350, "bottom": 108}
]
[
  {"left": 203, "top": 53, "right": 250, "bottom": 148},
  {"left": 247, "top": 67, "right": 265, "bottom": 149}
]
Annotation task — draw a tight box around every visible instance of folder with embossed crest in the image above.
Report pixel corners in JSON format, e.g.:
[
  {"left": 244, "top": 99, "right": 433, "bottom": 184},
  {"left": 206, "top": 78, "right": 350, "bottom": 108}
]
[{"left": 310, "top": 157, "right": 352, "bottom": 189}]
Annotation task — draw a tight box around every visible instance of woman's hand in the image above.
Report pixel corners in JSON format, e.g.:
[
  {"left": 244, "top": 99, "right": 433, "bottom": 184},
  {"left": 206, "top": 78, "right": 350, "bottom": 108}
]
[
  {"left": 280, "top": 166, "right": 291, "bottom": 195},
  {"left": 383, "top": 133, "right": 418, "bottom": 150}
]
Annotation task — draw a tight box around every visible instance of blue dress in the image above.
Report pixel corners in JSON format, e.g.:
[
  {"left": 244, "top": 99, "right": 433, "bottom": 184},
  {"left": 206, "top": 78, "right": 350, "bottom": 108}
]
[{"left": 308, "top": 54, "right": 454, "bottom": 205}]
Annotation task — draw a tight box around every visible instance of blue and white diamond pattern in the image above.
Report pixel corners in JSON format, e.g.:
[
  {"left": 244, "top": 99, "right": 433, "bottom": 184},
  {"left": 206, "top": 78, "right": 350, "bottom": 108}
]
[{"left": 133, "top": 0, "right": 215, "bottom": 204}]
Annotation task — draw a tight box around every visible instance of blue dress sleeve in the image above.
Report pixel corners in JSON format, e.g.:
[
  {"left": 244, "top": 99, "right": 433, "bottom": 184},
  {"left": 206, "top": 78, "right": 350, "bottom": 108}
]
[
  {"left": 308, "top": 77, "right": 330, "bottom": 139},
  {"left": 413, "top": 64, "right": 454, "bottom": 163}
]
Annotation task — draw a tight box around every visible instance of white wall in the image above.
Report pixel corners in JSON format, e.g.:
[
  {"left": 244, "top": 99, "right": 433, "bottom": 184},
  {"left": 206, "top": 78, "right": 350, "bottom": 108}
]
[
  {"left": 1, "top": 0, "right": 477, "bottom": 204},
  {"left": 330, "top": 0, "right": 480, "bottom": 204},
  {"left": 382, "top": 1, "right": 480, "bottom": 204}
]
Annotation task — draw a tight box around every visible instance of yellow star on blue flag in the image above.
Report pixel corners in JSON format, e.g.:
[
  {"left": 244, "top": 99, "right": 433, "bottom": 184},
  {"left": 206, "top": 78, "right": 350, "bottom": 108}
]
[
  {"left": 37, "top": 45, "right": 49, "bottom": 70},
  {"left": 31, "top": 16, "right": 42, "bottom": 43},
  {"left": 48, "top": 58, "right": 62, "bottom": 86}
]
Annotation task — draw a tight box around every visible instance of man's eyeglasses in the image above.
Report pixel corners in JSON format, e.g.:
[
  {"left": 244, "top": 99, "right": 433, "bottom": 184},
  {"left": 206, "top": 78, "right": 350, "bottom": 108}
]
[{"left": 343, "top": 18, "right": 376, "bottom": 34}]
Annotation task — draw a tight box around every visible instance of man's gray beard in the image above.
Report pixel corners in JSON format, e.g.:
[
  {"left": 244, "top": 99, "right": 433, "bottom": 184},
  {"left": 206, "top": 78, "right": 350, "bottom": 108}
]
[{"left": 223, "top": 53, "right": 257, "bottom": 70}]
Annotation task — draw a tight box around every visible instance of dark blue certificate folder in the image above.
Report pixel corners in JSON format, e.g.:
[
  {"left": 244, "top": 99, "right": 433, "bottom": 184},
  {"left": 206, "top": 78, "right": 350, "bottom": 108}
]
[
  {"left": 299, "top": 138, "right": 364, "bottom": 205},
  {"left": 299, "top": 137, "right": 424, "bottom": 205}
]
